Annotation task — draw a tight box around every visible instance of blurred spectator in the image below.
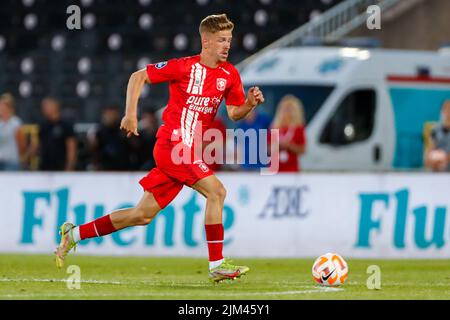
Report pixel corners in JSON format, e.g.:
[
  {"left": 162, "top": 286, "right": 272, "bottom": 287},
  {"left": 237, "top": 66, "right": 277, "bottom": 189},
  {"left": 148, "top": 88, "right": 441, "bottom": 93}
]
[
  {"left": 270, "top": 95, "right": 307, "bottom": 172},
  {"left": 88, "top": 105, "right": 130, "bottom": 171},
  {"left": 236, "top": 109, "right": 271, "bottom": 170},
  {"left": 203, "top": 116, "right": 226, "bottom": 172},
  {"left": 36, "top": 97, "right": 77, "bottom": 171},
  {"left": 425, "top": 99, "right": 450, "bottom": 172},
  {"left": 130, "top": 109, "right": 158, "bottom": 171},
  {"left": 0, "top": 93, "right": 26, "bottom": 170}
]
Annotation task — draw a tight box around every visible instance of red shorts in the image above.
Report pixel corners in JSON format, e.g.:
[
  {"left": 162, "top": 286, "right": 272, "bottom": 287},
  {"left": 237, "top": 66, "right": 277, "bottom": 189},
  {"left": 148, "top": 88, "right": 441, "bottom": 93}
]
[{"left": 139, "top": 138, "right": 213, "bottom": 209}]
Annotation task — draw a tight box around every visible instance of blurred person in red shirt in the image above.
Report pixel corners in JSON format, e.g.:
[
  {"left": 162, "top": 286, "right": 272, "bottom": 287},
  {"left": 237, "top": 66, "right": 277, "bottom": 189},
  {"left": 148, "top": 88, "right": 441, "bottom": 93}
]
[{"left": 270, "top": 95, "right": 306, "bottom": 172}]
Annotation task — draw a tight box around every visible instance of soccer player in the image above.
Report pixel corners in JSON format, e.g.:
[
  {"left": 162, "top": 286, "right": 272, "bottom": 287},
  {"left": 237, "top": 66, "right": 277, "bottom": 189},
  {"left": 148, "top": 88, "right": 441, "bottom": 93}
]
[{"left": 55, "top": 14, "right": 265, "bottom": 282}]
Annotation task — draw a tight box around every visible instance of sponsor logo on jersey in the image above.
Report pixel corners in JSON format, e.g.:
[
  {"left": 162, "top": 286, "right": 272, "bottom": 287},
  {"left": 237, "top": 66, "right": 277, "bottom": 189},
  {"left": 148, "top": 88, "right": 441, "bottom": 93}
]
[
  {"left": 217, "top": 78, "right": 226, "bottom": 91},
  {"left": 187, "top": 96, "right": 210, "bottom": 106},
  {"left": 186, "top": 96, "right": 214, "bottom": 114},
  {"left": 211, "top": 95, "right": 223, "bottom": 107},
  {"left": 155, "top": 61, "right": 168, "bottom": 69}
]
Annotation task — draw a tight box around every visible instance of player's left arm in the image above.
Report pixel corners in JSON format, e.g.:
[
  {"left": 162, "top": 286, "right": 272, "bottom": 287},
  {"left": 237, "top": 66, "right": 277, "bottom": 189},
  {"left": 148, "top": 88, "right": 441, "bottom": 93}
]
[{"left": 226, "top": 86, "right": 265, "bottom": 121}]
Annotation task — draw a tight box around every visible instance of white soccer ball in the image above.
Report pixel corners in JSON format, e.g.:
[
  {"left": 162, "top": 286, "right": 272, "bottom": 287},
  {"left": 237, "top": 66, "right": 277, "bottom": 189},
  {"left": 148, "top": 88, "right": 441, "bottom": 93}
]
[{"left": 312, "top": 253, "right": 349, "bottom": 286}]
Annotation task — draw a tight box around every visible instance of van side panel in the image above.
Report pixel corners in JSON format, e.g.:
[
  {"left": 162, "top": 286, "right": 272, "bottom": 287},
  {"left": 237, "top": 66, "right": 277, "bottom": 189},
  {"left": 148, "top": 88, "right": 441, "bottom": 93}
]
[{"left": 389, "top": 87, "right": 450, "bottom": 168}]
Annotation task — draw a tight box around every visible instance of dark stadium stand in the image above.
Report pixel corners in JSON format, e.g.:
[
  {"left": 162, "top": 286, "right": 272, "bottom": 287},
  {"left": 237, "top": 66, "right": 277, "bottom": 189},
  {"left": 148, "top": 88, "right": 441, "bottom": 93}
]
[{"left": 0, "top": 0, "right": 342, "bottom": 123}]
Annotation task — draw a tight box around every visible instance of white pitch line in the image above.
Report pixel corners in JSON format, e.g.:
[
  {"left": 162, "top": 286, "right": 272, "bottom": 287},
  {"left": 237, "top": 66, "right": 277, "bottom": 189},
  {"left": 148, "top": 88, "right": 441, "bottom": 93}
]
[
  {"left": 0, "top": 278, "right": 345, "bottom": 289},
  {"left": 0, "top": 287, "right": 343, "bottom": 299},
  {"left": 0, "top": 278, "right": 124, "bottom": 285},
  {"left": 0, "top": 278, "right": 345, "bottom": 294},
  {"left": 381, "top": 282, "right": 450, "bottom": 287},
  {"left": 0, "top": 278, "right": 215, "bottom": 287}
]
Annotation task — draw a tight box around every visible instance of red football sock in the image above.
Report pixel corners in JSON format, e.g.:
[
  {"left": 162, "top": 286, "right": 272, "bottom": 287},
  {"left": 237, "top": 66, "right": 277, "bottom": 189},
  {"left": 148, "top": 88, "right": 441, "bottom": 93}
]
[
  {"left": 79, "top": 215, "right": 117, "bottom": 240},
  {"left": 205, "top": 224, "right": 224, "bottom": 262}
]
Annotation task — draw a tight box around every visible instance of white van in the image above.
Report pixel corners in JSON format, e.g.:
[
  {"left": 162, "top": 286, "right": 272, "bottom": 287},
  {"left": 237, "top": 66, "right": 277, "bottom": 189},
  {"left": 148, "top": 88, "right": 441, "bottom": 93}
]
[{"left": 240, "top": 47, "right": 450, "bottom": 171}]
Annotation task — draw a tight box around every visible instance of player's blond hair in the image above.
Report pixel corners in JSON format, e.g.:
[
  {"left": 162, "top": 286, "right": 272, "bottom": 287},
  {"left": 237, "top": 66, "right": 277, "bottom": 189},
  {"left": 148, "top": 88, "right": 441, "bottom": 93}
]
[
  {"left": 0, "top": 93, "right": 16, "bottom": 111},
  {"left": 199, "top": 14, "right": 234, "bottom": 34},
  {"left": 272, "top": 95, "right": 305, "bottom": 129}
]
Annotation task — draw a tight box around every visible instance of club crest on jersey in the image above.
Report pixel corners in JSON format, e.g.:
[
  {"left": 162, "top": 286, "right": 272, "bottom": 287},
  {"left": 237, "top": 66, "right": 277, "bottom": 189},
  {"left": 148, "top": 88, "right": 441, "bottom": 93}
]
[
  {"left": 194, "top": 160, "right": 210, "bottom": 173},
  {"left": 198, "top": 162, "right": 209, "bottom": 173},
  {"left": 155, "top": 61, "right": 168, "bottom": 69},
  {"left": 216, "top": 78, "right": 226, "bottom": 91}
]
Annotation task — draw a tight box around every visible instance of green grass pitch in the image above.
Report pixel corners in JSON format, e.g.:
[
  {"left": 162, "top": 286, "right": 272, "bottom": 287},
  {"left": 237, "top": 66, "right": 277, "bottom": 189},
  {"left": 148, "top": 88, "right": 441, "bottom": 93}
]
[{"left": 0, "top": 254, "right": 449, "bottom": 300}]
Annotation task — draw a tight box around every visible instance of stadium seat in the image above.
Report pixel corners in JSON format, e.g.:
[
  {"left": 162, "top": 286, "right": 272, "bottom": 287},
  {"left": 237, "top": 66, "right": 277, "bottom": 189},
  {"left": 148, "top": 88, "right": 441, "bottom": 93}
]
[{"left": 0, "top": 0, "right": 344, "bottom": 123}]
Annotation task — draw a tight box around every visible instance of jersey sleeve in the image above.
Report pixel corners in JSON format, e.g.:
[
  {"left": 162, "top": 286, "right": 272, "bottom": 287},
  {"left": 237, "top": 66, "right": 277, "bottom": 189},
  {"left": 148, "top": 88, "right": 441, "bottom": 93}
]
[
  {"left": 146, "top": 59, "right": 184, "bottom": 84},
  {"left": 224, "top": 69, "right": 246, "bottom": 106}
]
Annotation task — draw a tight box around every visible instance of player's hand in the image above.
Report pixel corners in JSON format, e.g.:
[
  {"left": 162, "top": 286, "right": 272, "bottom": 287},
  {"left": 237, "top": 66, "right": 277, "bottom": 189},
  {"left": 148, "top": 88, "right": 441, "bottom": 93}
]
[
  {"left": 279, "top": 141, "right": 290, "bottom": 150},
  {"left": 247, "top": 86, "right": 265, "bottom": 107},
  {"left": 120, "top": 115, "right": 139, "bottom": 138}
]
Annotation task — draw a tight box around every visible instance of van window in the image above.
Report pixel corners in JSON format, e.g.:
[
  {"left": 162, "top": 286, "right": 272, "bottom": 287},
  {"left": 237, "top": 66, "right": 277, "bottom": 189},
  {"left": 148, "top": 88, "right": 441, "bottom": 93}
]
[
  {"left": 320, "top": 89, "right": 376, "bottom": 145},
  {"left": 237, "top": 84, "right": 335, "bottom": 125}
]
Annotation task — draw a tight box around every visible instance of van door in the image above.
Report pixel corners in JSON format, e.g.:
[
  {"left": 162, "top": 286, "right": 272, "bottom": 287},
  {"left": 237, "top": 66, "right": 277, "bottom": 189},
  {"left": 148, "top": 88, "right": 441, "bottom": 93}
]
[{"left": 308, "top": 86, "right": 384, "bottom": 170}]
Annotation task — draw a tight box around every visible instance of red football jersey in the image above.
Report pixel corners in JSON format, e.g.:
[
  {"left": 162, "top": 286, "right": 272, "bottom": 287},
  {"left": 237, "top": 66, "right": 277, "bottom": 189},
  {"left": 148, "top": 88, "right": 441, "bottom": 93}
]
[{"left": 146, "top": 55, "right": 246, "bottom": 147}]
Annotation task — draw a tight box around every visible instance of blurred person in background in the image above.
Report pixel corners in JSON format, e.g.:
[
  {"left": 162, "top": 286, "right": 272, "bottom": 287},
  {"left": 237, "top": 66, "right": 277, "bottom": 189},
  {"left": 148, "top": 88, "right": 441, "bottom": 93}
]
[
  {"left": 236, "top": 108, "right": 271, "bottom": 171},
  {"left": 0, "top": 93, "right": 26, "bottom": 171},
  {"left": 36, "top": 97, "right": 77, "bottom": 171},
  {"left": 88, "top": 105, "right": 130, "bottom": 171},
  {"left": 425, "top": 99, "right": 450, "bottom": 172},
  {"left": 270, "top": 95, "right": 307, "bottom": 172},
  {"left": 132, "top": 108, "right": 158, "bottom": 171}
]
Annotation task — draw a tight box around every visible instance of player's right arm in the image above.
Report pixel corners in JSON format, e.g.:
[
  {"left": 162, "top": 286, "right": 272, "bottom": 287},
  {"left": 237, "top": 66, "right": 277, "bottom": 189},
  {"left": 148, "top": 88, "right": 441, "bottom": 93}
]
[
  {"left": 120, "top": 68, "right": 150, "bottom": 138},
  {"left": 121, "top": 59, "right": 183, "bottom": 138}
]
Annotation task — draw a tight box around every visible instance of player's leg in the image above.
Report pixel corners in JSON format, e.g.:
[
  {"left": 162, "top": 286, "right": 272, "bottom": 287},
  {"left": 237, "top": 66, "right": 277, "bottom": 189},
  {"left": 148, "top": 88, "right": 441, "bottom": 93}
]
[
  {"left": 192, "top": 174, "right": 226, "bottom": 225},
  {"left": 109, "top": 191, "right": 161, "bottom": 229},
  {"left": 55, "top": 166, "right": 182, "bottom": 268},
  {"left": 74, "top": 191, "right": 161, "bottom": 237},
  {"left": 191, "top": 175, "right": 249, "bottom": 282},
  {"left": 55, "top": 191, "right": 161, "bottom": 268}
]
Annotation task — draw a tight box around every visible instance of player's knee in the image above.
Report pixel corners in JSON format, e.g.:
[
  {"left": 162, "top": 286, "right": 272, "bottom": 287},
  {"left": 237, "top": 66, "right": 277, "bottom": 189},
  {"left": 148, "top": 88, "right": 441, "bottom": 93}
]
[
  {"left": 135, "top": 211, "right": 152, "bottom": 225},
  {"left": 134, "top": 206, "right": 159, "bottom": 225},
  {"left": 217, "top": 185, "right": 227, "bottom": 200},
  {"left": 207, "top": 184, "right": 227, "bottom": 202}
]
